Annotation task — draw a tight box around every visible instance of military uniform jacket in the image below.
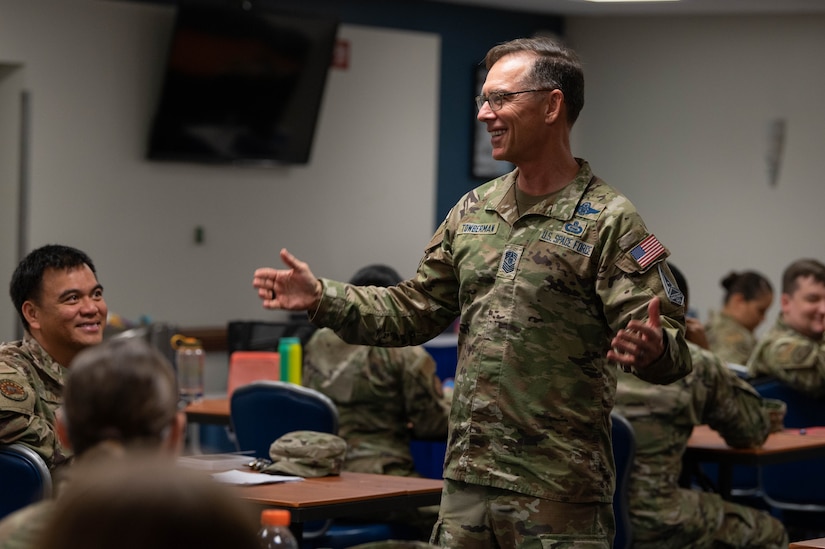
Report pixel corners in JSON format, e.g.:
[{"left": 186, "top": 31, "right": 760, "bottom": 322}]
[
  {"left": 302, "top": 327, "right": 450, "bottom": 476},
  {"left": 705, "top": 311, "right": 755, "bottom": 366},
  {"left": 614, "top": 343, "right": 771, "bottom": 546},
  {"left": 0, "top": 335, "right": 70, "bottom": 468},
  {"left": 747, "top": 317, "right": 825, "bottom": 398},
  {"left": 313, "top": 160, "right": 691, "bottom": 503}
]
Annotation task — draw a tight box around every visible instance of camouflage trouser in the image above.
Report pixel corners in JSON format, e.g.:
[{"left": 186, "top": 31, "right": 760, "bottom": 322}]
[
  {"left": 632, "top": 492, "right": 788, "bottom": 549},
  {"left": 429, "top": 479, "right": 614, "bottom": 549}
]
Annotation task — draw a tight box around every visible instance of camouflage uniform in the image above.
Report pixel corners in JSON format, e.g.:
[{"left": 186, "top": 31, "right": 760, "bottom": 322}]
[
  {"left": 0, "top": 334, "right": 71, "bottom": 468},
  {"left": 0, "top": 499, "right": 53, "bottom": 549},
  {"left": 614, "top": 342, "right": 788, "bottom": 549},
  {"left": 312, "top": 161, "right": 691, "bottom": 546},
  {"left": 303, "top": 327, "right": 450, "bottom": 476},
  {"left": 705, "top": 311, "right": 756, "bottom": 366},
  {"left": 747, "top": 317, "right": 825, "bottom": 398}
]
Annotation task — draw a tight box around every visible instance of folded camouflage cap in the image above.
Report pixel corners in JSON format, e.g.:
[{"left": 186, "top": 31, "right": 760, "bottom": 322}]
[{"left": 263, "top": 430, "right": 347, "bottom": 478}]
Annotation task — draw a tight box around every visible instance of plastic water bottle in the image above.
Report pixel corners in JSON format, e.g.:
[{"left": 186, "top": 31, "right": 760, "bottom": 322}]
[
  {"left": 170, "top": 334, "right": 205, "bottom": 404},
  {"left": 258, "top": 509, "right": 298, "bottom": 549}
]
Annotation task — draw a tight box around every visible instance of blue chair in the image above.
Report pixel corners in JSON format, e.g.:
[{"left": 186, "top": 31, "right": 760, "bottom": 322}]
[
  {"left": 231, "top": 380, "right": 338, "bottom": 460},
  {"left": 611, "top": 412, "right": 635, "bottom": 549},
  {"left": 0, "top": 443, "right": 53, "bottom": 520},
  {"left": 753, "top": 379, "right": 825, "bottom": 516},
  {"left": 230, "top": 381, "right": 414, "bottom": 548}
]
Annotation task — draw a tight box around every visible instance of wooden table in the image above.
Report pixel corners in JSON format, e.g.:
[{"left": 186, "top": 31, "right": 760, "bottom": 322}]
[
  {"left": 183, "top": 397, "right": 230, "bottom": 425},
  {"left": 235, "top": 471, "right": 443, "bottom": 540},
  {"left": 790, "top": 538, "right": 825, "bottom": 548},
  {"left": 684, "top": 424, "right": 825, "bottom": 498}
]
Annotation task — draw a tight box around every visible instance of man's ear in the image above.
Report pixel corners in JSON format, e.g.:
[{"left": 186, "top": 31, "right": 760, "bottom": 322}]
[
  {"left": 56, "top": 408, "right": 73, "bottom": 450},
  {"left": 780, "top": 292, "right": 792, "bottom": 315},
  {"left": 22, "top": 301, "right": 40, "bottom": 331},
  {"left": 544, "top": 89, "right": 565, "bottom": 125}
]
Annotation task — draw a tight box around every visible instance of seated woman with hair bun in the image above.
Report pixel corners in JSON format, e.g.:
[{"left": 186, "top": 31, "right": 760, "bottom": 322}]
[{"left": 705, "top": 270, "right": 774, "bottom": 366}]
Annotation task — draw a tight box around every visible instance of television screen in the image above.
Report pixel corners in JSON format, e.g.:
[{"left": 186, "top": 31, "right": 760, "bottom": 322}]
[{"left": 147, "top": 3, "right": 339, "bottom": 165}]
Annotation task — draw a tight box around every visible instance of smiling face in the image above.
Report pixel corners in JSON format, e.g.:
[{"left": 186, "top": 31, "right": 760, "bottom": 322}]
[
  {"left": 781, "top": 275, "right": 825, "bottom": 340},
  {"left": 23, "top": 265, "right": 108, "bottom": 366},
  {"left": 477, "top": 52, "right": 556, "bottom": 166}
]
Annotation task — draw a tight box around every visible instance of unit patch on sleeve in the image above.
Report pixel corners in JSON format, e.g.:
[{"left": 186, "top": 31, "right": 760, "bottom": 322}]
[
  {"left": 0, "top": 379, "right": 28, "bottom": 402},
  {"left": 658, "top": 264, "right": 685, "bottom": 306}
]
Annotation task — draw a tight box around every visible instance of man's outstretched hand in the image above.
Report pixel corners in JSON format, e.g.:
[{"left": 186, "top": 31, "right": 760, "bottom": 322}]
[{"left": 252, "top": 248, "right": 322, "bottom": 311}]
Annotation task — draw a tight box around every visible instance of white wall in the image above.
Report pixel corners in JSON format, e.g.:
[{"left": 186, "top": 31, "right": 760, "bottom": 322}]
[
  {"left": 567, "top": 14, "right": 825, "bottom": 333},
  {"left": 3, "top": 1, "right": 823, "bottom": 344},
  {"left": 0, "top": 0, "right": 440, "bottom": 339},
  {"left": 0, "top": 64, "right": 23, "bottom": 340}
]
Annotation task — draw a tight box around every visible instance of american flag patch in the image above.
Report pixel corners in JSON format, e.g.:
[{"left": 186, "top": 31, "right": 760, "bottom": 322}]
[{"left": 630, "top": 234, "right": 665, "bottom": 268}]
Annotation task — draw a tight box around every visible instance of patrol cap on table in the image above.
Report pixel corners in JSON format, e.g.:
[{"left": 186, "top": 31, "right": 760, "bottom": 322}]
[{"left": 263, "top": 430, "right": 347, "bottom": 478}]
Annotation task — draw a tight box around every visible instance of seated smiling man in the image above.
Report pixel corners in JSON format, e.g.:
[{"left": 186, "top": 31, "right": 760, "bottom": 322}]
[
  {"left": 748, "top": 258, "right": 825, "bottom": 397},
  {"left": 0, "top": 244, "right": 107, "bottom": 470}
]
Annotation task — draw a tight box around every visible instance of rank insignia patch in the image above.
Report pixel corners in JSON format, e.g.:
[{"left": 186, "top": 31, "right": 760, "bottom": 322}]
[
  {"left": 0, "top": 379, "right": 28, "bottom": 402},
  {"left": 497, "top": 245, "right": 523, "bottom": 280}
]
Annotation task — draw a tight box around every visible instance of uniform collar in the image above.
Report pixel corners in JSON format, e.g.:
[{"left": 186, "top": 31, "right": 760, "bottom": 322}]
[{"left": 488, "top": 159, "right": 595, "bottom": 223}]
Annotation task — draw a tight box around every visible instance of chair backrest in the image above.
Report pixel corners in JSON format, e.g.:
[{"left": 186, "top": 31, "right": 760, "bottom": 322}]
[
  {"left": 752, "top": 378, "right": 825, "bottom": 428},
  {"left": 230, "top": 380, "right": 339, "bottom": 459},
  {"left": 0, "top": 443, "right": 53, "bottom": 520},
  {"left": 611, "top": 411, "right": 636, "bottom": 549},
  {"left": 227, "top": 351, "right": 281, "bottom": 397}
]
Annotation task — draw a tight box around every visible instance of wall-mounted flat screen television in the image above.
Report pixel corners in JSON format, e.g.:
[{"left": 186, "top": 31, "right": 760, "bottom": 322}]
[{"left": 147, "top": 3, "right": 339, "bottom": 166}]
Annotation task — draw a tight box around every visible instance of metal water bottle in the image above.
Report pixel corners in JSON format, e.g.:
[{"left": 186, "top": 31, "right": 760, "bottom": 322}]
[
  {"left": 278, "top": 337, "right": 302, "bottom": 385},
  {"left": 170, "top": 334, "right": 205, "bottom": 404}
]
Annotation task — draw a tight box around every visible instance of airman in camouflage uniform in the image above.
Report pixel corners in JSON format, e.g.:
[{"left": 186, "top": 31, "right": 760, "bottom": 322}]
[
  {"left": 0, "top": 336, "right": 69, "bottom": 468},
  {"left": 253, "top": 36, "right": 691, "bottom": 548},
  {"left": 615, "top": 342, "right": 788, "bottom": 548},
  {"left": 748, "top": 259, "right": 825, "bottom": 397},
  {"left": 706, "top": 270, "right": 774, "bottom": 366},
  {"left": 0, "top": 244, "right": 106, "bottom": 469},
  {"left": 303, "top": 328, "right": 449, "bottom": 476},
  {"left": 706, "top": 311, "right": 758, "bottom": 366}
]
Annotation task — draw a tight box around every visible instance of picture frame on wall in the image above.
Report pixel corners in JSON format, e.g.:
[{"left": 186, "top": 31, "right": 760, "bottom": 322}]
[{"left": 472, "top": 66, "right": 514, "bottom": 180}]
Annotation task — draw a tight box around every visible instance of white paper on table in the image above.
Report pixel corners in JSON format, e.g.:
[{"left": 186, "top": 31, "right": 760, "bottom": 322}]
[{"left": 212, "top": 470, "right": 304, "bottom": 485}]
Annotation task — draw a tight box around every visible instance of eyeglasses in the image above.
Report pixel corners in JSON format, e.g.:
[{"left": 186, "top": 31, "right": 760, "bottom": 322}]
[{"left": 475, "top": 89, "right": 555, "bottom": 111}]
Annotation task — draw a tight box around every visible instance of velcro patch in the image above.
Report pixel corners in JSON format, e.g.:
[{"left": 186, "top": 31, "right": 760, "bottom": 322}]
[
  {"left": 576, "top": 201, "right": 603, "bottom": 220},
  {"left": 458, "top": 223, "right": 499, "bottom": 235},
  {"left": 0, "top": 379, "right": 28, "bottom": 402},
  {"left": 630, "top": 234, "right": 666, "bottom": 269},
  {"left": 659, "top": 264, "right": 685, "bottom": 306},
  {"left": 497, "top": 245, "right": 523, "bottom": 279},
  {"left": 540, "top": 230, "right": 594, "bottom": 257},
  {"left": 562, "top": 220, "right": 587, "bottom": 236}
]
